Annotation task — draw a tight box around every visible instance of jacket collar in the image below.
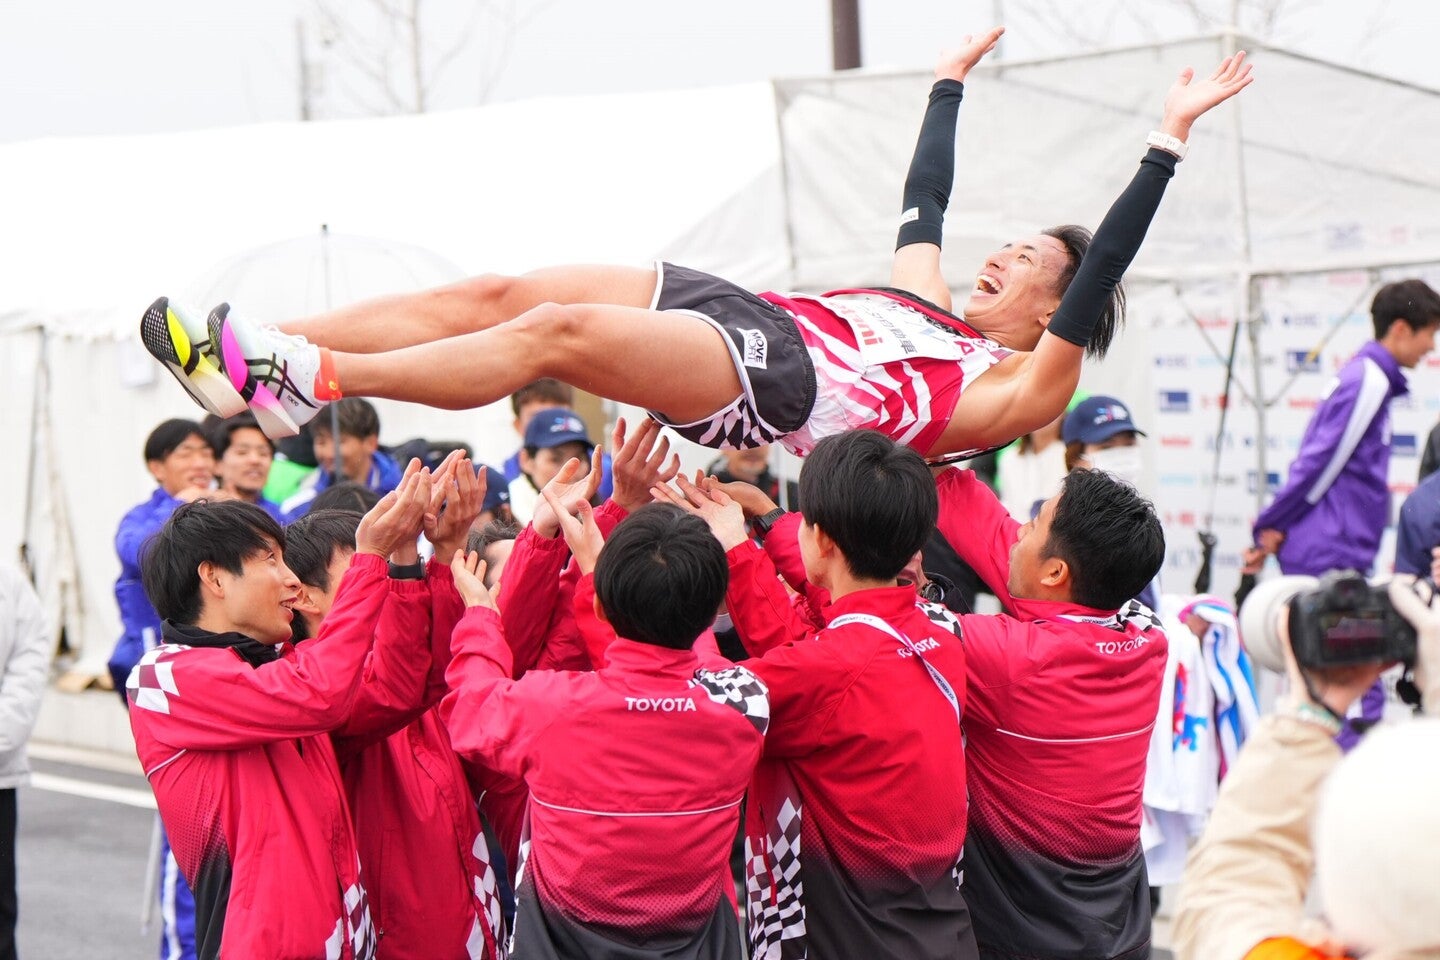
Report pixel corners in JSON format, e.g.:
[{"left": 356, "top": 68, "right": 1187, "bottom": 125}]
[
  {"left": 163, "top": 620, "right": 279, "bottom": 669},
  {"left": 820, "top": 585, "right": 921, "bottom": 625},
  {"left": 1358, "top": 339, "right": 1410, "bottom": 397},
  {"left": 601, "top": 638, "right": 702, "bottom": 676}
]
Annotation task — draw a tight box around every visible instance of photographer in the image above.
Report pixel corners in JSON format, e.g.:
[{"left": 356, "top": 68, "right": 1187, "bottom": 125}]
[{"left": 1173, "top": 574, "right": 1440, "bottom": 960}]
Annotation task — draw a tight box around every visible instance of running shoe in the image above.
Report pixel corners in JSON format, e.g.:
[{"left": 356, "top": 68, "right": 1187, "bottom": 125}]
[
  {"left": 138, "top": 297, "right": 249, "bottom": 417},
  {"left": 208, "top": 303, "right": 329, "bottom": 439}
]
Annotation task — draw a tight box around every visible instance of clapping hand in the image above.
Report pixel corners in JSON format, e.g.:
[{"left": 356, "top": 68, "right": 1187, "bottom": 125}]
[
  {"left": 355, "top": 460, "right": 432, "bottom": 558},
  {"left": 532, "top": 446, "right": 604, "bottom": 540},
  {"left": 425, "top": 451, "right": 486, "bottom": 560},
  {"left": 651, "top": 473, "right": 750, "bottom": 552},
  {"left": 610, "top": 417, "right": 681, "bottom": 514},
  {"left": 449, "top": 549, "right": 497, "bottom": 610},
  {"left": 540, "top": 487, "right": 607, "bottom": 576}
]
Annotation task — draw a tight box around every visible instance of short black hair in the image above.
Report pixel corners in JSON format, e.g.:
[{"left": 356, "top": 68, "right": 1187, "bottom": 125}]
[
  {"left": 208, "top": 413, "right": 275, "bottom": 459},
  {"left": 141, "top": 499, "right": 285, "bottom": 626},
  {"left": 1372, "top": 279, "right": 1440, "bottom": 339},
  {"left": 466, "top": 517, "right": 522, "bottom": 556},
  {"left": 308, "top": 481, "right": 382, "bottom": 515},
  {"left": 593, "top": 503, "right": 727, "bottom": 650},
  {"left": 143, "top": 419, "right": 212, "bottom": 464},
  {"left": 309, "top": 398, "right": 380, "bottom": 440},
  {"left": 510, "top": 378, "right": 573, "bottom": 417},
  {"left": 797, "top": 430, "right": 937, "bottom": 581},
  {"left": 283, "top": 509, "right": 360, "bottom": 591},
  {"left": 1044, "top": 468, "right": 1165, "bottom": 610},
  {"left": 1042, "top": 224, "right": 1126, "bottom": 359}
]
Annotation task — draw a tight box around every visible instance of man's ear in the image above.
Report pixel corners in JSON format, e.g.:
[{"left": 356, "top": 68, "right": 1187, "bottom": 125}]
[
  {"left": 592, "top": 595, "right": 610, "bottom": 625},
  {"left": 197, "top": 561, "right": 225, "bottom": 599},
  {"left": 361, "top": 434, "right": 380, "bottom": 457},
  {"left": 146, "top": 460, "right": 166, "bottom": 485},
  {"left": 291, "top": 585, "right": 324, "bottom": 617},
  {"left": 518, "top": 449, "right": 535, "bottom": 476},
  {"left": 811, "top": 524, "right": 838, "bottom": 560},
  {"left": 1040, "top": 555, "right": 1070, "bottom": 590}
]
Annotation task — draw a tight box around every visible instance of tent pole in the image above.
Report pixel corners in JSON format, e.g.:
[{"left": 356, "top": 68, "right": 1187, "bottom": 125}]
[
  {"left": 321, "top": 224, "right": 341, "bottom": 446},
  {"left": 1219, "top": 31, "right": 1266, "bottom": 516}
]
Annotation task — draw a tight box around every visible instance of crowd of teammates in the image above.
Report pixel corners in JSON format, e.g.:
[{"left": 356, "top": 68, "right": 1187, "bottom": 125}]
[{"left": 109, "top": 24, "right": 1440, "bottom": 960}]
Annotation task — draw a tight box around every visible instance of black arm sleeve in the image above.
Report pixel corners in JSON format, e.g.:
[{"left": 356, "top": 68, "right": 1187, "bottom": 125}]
[
  {"left": 896, "top": 79, "right": 965, "bottom": 251},
  {"left": 1045, "top": 147, "right": 1179, "bottom": 348}
]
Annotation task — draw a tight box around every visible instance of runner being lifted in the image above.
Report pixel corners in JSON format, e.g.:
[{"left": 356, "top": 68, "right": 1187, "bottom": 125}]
[{"left": 142, "top": 29, "right": 1251, "bottom": 461}]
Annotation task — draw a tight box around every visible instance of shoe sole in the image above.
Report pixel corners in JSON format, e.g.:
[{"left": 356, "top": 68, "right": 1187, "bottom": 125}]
[
  {"left": 139, "top": 298, "right": 248, "bottom": 417},
  {"left": 208, "top": 303, "right": 301, "bottom": 439}
]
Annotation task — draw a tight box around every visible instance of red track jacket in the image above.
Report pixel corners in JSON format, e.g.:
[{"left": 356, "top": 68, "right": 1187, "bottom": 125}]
[
  {"left": 332, "top": 561, "right": 503, "bottom": 960},
  {"left": 128, "top": 552, "right": 389, "bottom": 960},
  {"left": 722, "top": 542, "right": 974, "bottom": 960},
  {"left": 441, "top": 602, "right": 768, "bottom": 957}
]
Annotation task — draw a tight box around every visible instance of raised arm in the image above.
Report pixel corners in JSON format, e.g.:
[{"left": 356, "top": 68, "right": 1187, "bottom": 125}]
[
  {"left": 963, "top": 52, "right": 1253, "bottom": 447},
  {"left": 889, "top": 27, "right": 1005, "bottom": 309}
]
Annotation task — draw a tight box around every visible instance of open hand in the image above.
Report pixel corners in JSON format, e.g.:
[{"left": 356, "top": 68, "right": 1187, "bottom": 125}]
[
  {"left": 355, "top": 460, "right": 431, "bottom": 558},
  {"left": 652, "top": 474, "right": 749, "bottom": 552},
  {"left": 1160, "top": 50, "right": 1253, "bottom": 139},
  {"left": 541, "top": 487, "right": 607, "bottom": 575},
  {"left": 449, "top": 549, "right": 497, "bottom": 610},
  {"left": 610, "top": 417, "right": 681, "bottom": 514},
  {"left": 532, "top": 446, "right": 604, "bottom": 539},
  {"left": 934, "top": 27, "right": 1004, "bottom": 83},
  {"left": 425, "top": 453, "right": 485, "bottom": 559}
]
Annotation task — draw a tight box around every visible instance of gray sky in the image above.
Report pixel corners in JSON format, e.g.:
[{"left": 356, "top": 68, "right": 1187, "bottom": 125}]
[{"left": 2, "top": 0, "right": 1435, "bottom": 143}]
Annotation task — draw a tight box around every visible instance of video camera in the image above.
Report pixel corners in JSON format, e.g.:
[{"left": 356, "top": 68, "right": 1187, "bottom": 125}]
[{"left": 1238, "top": 570, "right": 1417, "bottom": 673}]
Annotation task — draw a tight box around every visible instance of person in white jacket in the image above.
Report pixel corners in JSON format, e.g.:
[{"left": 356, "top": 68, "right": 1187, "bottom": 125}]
[{"left": 0, "top": 564, "right": 51, "bottom": 960}]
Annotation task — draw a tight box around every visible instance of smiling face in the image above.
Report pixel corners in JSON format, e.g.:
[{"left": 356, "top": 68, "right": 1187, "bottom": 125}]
[
  {"left": 148, "top": 434, "right": 215, "bottom": 497},
  {"left": 203, "top": 536, "right": 302, "bottom": 645},
  {"left": 216, "top": 426, "right": 274, "bottom": 501},
  {"left": 961, "top": 233, "right": 1071, "bottom": 350}
]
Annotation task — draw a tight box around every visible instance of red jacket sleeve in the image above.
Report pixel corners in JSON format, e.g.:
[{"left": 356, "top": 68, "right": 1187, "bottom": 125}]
[
  {"left": 725, "top": 540, "right": 822, "bottom": 657},
  {"left": 495, "top": 526, "right": 571, "bottom": 677},
  {"left": 934, "top": 467, "right": 1021, "bottom": 609},
  {"left": 331, "top": 577, "right": 432, "bottom": 755},
  {"left": 127, "top": 553, "right": 388, "bottom": 749},
  {"left": 440, "top": 606, "right": 559, "bottom": 781}
]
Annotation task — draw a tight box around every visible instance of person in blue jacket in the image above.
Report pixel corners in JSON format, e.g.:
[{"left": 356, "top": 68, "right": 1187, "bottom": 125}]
[
  {"left": 1246, "top": 278, "right": 1440, "bottom": 751},
  {"left": 109, "top": 417, "right": 213, "bottom": 960}
]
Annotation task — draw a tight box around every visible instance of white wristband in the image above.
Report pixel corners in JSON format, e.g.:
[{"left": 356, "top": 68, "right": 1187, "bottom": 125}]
[{"left": 1145, "top": 130, "right": 1188, "bottom": 161}]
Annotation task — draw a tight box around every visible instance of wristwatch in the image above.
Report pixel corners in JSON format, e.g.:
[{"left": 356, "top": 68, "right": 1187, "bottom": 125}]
[
  {"left": 1145, "top": 130, "right": 1188, "bottom": 161},
  {"left": 749, "top": 507, "right": 787, "bottom": 541},
  {"left": 387, "top": 560, "right": 426, "bottom": 581}
]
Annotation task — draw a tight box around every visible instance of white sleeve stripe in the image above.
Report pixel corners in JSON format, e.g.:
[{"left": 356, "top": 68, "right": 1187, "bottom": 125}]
[{"left": 1306, "top": 359, "right": 1390, "bottom": 506}]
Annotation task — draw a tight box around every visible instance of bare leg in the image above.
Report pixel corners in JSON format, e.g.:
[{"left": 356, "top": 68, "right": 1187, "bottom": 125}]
[
  {"left": 334, "top": 301, "right": 745, "bottom": 425},
  {"left": 278, "top": 264, "right": 659, "bottom": 353}
]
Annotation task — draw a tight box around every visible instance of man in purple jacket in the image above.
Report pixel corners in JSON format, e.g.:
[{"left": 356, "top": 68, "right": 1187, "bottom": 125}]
[
  {"left": 1245, "top": 279, "right": 1440, "bottom": 749},
  {"left": 1244, "top": 280, "right": 1440, "bottom": 578}
]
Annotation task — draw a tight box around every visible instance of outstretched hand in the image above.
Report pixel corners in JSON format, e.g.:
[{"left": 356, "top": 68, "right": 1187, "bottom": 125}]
[
  {"left": 934, "top": 27, "right": 1004, "bottom": 83},
  {"left": 610, "top": 416, "right": 681, "bottom": 514},
  {"left": 540, "top": 487, "right": 607, "bottom": 575},
  {"left": 355, "top": 460, "right": 432, "bottom": 558},
  {"left": 1160, "top": 50, "right": 1253, "bottom": 139},
  {"left": 531, "top": 446, "right": 604, "bottom": 540},
  {"left": 425, "top": 452, "right": 485, "bottom": 559},
  {"left": 652, "top": 474, "right": 750, "bottom": 552},
  {"left": 449, "top": 549, "right": 497, "bottom": 610}
]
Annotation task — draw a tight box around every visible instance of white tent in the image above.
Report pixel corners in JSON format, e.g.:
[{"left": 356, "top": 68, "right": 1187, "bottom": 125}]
[
  {"left": 9, "top": 32, "right": 1440, "bottom": 675},
  {"left": 2, "top": 82, "right": 781, "bottom": 678}
]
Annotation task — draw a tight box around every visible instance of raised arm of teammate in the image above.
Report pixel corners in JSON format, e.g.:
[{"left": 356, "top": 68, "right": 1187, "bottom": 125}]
[{"left": 889, "top": 26, "right": 1005, "bottom": 310}]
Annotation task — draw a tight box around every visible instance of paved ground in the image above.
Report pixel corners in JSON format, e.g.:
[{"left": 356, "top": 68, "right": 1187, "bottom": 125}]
[{"left": 17, "top": 753, "right": 156, "bottom": 960}]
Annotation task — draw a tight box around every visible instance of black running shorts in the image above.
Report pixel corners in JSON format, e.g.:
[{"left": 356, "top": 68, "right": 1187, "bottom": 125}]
[{"left": 647, "top": 262, "right": 816, "bottom": 450}]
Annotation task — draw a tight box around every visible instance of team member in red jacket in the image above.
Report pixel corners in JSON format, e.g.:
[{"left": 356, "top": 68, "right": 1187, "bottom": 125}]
[
  {"left": 442, "top": 503, "right": 769, "bottom": 960},
  {"left": 655, "top": 430, "right": 975, "bottom": 960},
  {"left": 284, "top": 460, "right": 504, "bottom": 960},
  {"left": 127, "top": 470, "right": 432, "bottom": 960},
  {"left": 931, "top": 466, "right": 1167, "bottom": 960},
  {"left": 719, "top": 462, "right": 1169, "bottom": 960}
]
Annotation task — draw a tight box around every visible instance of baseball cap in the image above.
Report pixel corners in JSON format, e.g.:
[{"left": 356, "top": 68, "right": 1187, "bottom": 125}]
[
  {"left": 522, "top": 407, "right": 594, "bottom": 451},
  {"left": 475, "top": 463, "right": 511, "bottom": 514},
  {"left": 1062, "top": 395, "right": 1146, "bottom": 446}
]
